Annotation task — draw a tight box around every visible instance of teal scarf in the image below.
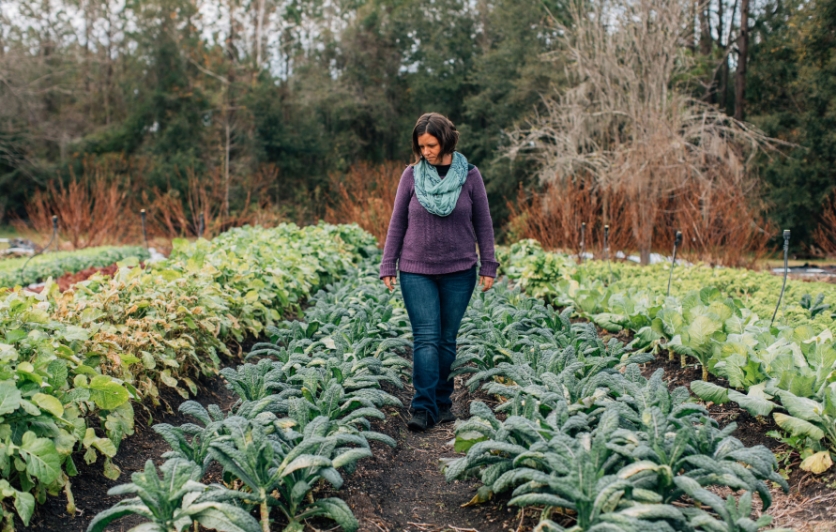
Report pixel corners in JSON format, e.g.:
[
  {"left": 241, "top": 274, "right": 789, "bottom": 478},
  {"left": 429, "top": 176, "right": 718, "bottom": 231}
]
[{"left": 413, "top": 152, "right": 469, "bottom": 217}]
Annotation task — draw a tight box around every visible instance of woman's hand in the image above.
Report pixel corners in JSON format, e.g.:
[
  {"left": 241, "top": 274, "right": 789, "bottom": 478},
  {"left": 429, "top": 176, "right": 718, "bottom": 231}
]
[
  {"left": 478, "top": 276, "right": 494, "bottom": 292},
  {"left": 383, "top": 276, "right": 397, "bottom": 291}
]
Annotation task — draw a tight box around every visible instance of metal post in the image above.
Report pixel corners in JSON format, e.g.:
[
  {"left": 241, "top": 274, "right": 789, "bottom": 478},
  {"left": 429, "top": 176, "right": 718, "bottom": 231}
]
[
  {"left": 580, "top": 222, "right": 586, "bottom": 264},
  {"left": 771, "top": 229, "right": 791, "bottom": 326},
  {"left": 140, "top": 209, "right": 148, "bottom": 249},
  {"left": 667, "top": 230, "right": 682, "bottom": 297},
  {"left": 604, "top": 224, "right": 612, "bottom": 284},
  {"left": 604, "top": 224, "right": 609, "bottom": 262},
  {"left": 198, "top": 213, "right": 205, "bottom": 238}
]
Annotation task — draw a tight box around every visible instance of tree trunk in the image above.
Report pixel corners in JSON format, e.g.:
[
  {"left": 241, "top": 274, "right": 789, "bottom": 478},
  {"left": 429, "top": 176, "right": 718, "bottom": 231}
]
[
  {"left": 734, "top": 0, "right": 749, "bottom": 121},
  {"left": 255, "top": 0, "right": 264, "bottom": 73},
  {"left": 699, "top": 0, "right": 713, "bottom": 101},
  {"left": 717, "top": 0, "right": 727, "bottom": 109},
  {"left": 225, "top": 0, "right": 236, "bottom": 220},
  {"left": 224, "top": 113, "right": 231, "bottom": 218},
  {"left": 103, "top": 0, "right": 114, "bottom": 125},
  {"left": 689, "top": 0, "right": 698, "bottom": 51},
  {"left": 640, "top": 246, "right": 651, "bottom": 266},
  {"left": 83, "top": 0, "right": 91, "bottom": 95},
  {"left": 722, "top": 0, "right": 739, "bottom": 114},
  {"left": 699, "top": 0, "right": 711, "bottom": 57}
]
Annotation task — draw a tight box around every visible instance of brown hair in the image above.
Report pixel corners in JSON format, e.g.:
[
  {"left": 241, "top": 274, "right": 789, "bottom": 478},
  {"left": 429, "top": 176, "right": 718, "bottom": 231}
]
[{"left": 411, "top": 113, "right": 459, "bottom": 161}]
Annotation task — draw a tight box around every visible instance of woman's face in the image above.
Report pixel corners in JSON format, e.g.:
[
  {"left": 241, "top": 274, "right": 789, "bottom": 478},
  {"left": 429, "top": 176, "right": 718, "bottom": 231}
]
[{"left": 417, "top": 133, "right": 445, "bottom": 165}]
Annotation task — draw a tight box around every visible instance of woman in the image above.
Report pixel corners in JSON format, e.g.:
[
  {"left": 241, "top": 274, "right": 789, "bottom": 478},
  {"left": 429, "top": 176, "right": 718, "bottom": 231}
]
[{"left": 380, "top": 112, "right": 498, "bottom": 431}]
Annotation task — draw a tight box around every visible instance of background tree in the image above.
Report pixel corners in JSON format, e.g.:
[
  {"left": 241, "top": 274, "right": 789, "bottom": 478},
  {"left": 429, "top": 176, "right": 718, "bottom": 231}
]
[
  {"left": 0, "top": 0, "right": 833, "bottom": 252},
  {"left": 507, "top": 0, "right": 771, "bottom": 264},
  {"left": 746, "top": 0, "right": 836, "bottom": 248}
]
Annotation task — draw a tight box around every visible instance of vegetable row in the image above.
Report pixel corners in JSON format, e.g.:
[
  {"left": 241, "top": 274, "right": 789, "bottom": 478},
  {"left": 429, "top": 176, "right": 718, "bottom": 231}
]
[
  {"left": 0, "top": 223, "right": 374, "bottom": 527},
  {"left": 445, "top": 280, "right": 791, "bottom": 532},
  {"left": 500, "top": 239, "right": 836, "bottom": 475},
  {"left": 90, "top": 250, "right": 791, "bottom": 532},
  {"left": 0, "top": 245, "right": 151, "bottom": 288},
  {"left": 90, "top": 260, "right": 413, "bottom": 532}
]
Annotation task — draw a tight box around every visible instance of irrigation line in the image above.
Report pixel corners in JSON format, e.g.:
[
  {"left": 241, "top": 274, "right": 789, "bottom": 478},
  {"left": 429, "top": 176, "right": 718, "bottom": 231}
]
[
  {"left": 579, "top": 222, "right": 586, "bottom": 264},
  {"left": 19, "top": 215, "right": 58, "bottom": 282},
  {"left": 604, "top": 224, "right": 612, "bottom": 285},
  {"left": 667, "top": 230, "right": 682, "bottom": 297},
  {"left": 771, "top": 229, "right": 791, "bottom": 326},
  {"left": 141, "top": 209, "right": 149, "bottom": 249}
]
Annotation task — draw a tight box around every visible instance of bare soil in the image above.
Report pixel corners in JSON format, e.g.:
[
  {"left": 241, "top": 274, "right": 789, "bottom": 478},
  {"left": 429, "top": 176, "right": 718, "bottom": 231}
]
[{"left": 315, "top": 375, "right": 537, "bottom": 532}]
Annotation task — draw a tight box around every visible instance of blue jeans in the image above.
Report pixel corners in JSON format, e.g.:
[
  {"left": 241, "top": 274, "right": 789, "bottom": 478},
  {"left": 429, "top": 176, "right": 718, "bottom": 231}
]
[{"left": 400, "top": 266, "right": 477, "bottom": 423}]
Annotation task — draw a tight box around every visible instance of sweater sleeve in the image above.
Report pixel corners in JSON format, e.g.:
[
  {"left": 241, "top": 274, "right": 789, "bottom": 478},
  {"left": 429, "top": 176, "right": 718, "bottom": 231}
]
[
  {"left": 471, "top": 168, "right": 499, "bottom": 278},
  {"left": 379, "top": 169, "right": 412, "bottom": 278}
]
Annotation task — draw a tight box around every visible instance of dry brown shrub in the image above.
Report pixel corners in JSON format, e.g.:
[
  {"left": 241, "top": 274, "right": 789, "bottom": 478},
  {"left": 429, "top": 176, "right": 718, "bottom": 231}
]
[
  {"left": 507, "top": 0, "right": 774, "bottom": 265},
  {"left": 507, "top": 176, "right": 773, "bottom": 268},
  {"left": 15, "top": 158, "right": 140, "bottom": 248},
  {"left": 144, "top": 164, "right": 285, "bottom": 239},
  {"left": 16, "top": 158, "right": 286, "bottom": 247},
  {"left": 813, "top": 192, "right": 836, "bottom": 258},
  {"left": 506, "top": 176, "right": 633, "bottom": 257},
  {"left": 325, "top": 161, "right": 404, "bottom": 247},
  {"left": 667, "top": 180, "right": 773, "bottom": 268}
]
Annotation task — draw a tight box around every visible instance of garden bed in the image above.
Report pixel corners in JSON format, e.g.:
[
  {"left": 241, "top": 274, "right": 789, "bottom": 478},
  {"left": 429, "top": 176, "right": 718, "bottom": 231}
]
[
  {"left": 21, "top": 313, "right": 836, "bottom": 532},
  {"left": 23, "top": 374, "right": 239, "bottom": 531},
  {"left": 17, "top": 244, "right": 836, "bottom": 532},
  {"left": 573, "top": 307, "right": 836, "bottom": 531},
  {"left": 639, "top": 354, "right": 836, "bottom": 532}
]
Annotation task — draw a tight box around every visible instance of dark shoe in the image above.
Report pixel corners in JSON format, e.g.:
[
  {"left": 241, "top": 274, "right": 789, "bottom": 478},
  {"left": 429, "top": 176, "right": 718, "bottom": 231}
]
[
  {"left": 438, "top": 406, "right": 456, "bottom": 424},
  {"left": 407, "top": 410, "right": 432, "bottom": 431}
]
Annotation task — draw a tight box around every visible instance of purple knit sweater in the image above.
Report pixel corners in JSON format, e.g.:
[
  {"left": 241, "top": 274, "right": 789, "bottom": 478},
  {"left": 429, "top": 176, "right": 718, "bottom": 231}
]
[{"left": 379, "top": 165, "right": 499, "bottom": 279}]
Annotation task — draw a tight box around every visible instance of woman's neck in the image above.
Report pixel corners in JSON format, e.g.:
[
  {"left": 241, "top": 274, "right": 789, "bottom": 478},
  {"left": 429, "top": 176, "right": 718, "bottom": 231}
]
[{"left": 435, "top": 153, "right": 453, "bottom": 166}]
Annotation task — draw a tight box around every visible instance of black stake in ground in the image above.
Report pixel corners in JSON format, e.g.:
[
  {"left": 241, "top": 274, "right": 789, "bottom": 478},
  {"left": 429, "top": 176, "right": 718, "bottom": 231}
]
[
  {"left": 580, "top": 222, "right": 586, "bottom": 264},
  {"left": 198, "top": 213, "right": 205, "bottom": 238},
  {"left": 771, "top": 229, "right": 791, "bottom": 326},
  {"left": 604, "top": 224, "right": 612, "bottom": 284},
  {"left": 667, "top": 230, "right": 682, "bottom": 297},
  {"left": 140, "top": 209, "right": 149, "bottom": 249},
  {"left": 20, "top": 215, "right": 59, "bottom": 281}
]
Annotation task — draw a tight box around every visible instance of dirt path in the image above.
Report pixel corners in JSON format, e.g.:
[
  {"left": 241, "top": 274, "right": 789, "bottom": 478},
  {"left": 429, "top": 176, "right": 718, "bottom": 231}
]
[
  {"left": 23, "top": 371, "right": 531, "bottom": 532},
  {"left": 327, "top": 378, "right": 534, "bottom": 532}
]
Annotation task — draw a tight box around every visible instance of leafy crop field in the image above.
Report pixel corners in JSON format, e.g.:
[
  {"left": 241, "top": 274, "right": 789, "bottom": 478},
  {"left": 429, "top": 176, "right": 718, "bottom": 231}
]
[
  {"left": 81, "top": 259, "right": 794, "bottom": 532},
  {"left": 501, "top": 240, "right": 836, "bottom": 477},
  {"left": 90, "top": 261, "right": 412, "bottom": 532},
  {"left": 446, "top": 282, "right": 790, "bottom": 531},
  {"left": 2, "top": 226, "right": 826, "bottom": 531},
  {"left": 0, "top": 223, "right": 372, "bottom": 527},
  {"left": 0, "top": 246, "right": 150, "bottom": 288}
]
